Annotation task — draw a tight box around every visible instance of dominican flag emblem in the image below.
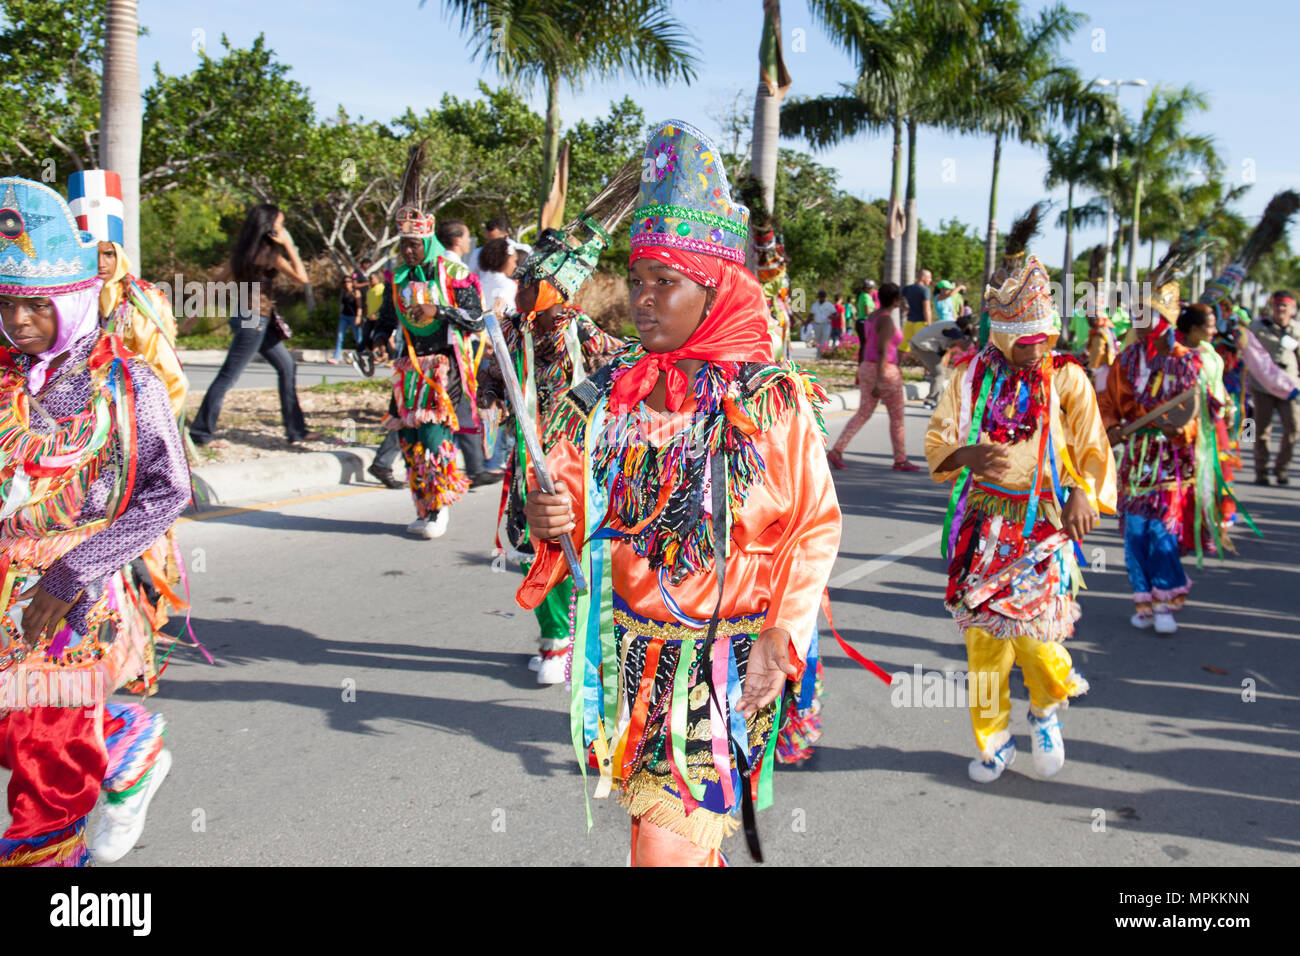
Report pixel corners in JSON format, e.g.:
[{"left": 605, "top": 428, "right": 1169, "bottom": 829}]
[{"left": 67, "top": 170, "right": 125, "bottom": 244}]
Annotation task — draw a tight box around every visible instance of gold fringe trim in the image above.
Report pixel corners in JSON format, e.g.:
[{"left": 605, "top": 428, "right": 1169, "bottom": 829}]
[
  {"left": 0, "top": 830, "right": 85, "bottom": 867},
  {"left": 618, "top": 774, "right": 739, "bottom": 852},
  {"left": 613, "top": 608, "right": 764, "bottom": 641}
]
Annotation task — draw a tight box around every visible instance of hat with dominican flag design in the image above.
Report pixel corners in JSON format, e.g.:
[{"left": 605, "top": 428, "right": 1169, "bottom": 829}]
[{"left": 67, "top": 169, "right": 125, "bottom": 245}]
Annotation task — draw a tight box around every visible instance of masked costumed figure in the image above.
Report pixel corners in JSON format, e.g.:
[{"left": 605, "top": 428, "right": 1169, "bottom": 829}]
[
  {"left": 68, "top": 171, "right": 196, "bottom": 697},
  {"left": 926, "top": 254, "right": 1116, "bottom": 783},
  {"left": 518, "top": 121, "right": 841, "bottom": 866},
  {"left": 386, "top": 144, "right": 484, "bottom": 538},
  {"left": 478, "top": 210, "right": 628, "bottom": 685},
  {"left": 1098, "top": 279, "right": 1206, "bottom": 635},
  {"left": 0, "top": 179, "right": 190, "bottom": 866}
]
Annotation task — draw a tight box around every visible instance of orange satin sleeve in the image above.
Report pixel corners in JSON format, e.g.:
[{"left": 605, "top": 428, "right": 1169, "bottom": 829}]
[
  {"left": 753, "top": 400, "right": 841, "bottom": 652},
  {"left": 515, "top": 434, "right": 587, "bottom": 611}
]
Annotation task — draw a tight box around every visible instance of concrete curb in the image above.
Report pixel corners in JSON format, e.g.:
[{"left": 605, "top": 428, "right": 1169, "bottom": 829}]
[{"left": 190, "top": 446, "right": 406, "bottom": 508}]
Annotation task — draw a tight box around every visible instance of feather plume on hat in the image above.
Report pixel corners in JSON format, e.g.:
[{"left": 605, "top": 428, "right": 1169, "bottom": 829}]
[
  {"left": 516, "top": 154, "right": 643, "bottom": 301},
  {"left": 396, "top": 140, "right": 436, "bottom": 238}
]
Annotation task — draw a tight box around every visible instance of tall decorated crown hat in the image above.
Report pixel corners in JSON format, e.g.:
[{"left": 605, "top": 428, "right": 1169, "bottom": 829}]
[
  {"left": 629, "top": 120, "right": 749, "bottom": 265},
  {"left": 67, "top": 170, "right": 125, "bottom": 245},
  {"left": 0, "top": 177, "right": 99, "bottom": 297},
  {"left": 984, "top": 254, "right": 1060, "bottom": 355},
  {"left": 395, "top": 141, "right": 436, "bottom": 240}
]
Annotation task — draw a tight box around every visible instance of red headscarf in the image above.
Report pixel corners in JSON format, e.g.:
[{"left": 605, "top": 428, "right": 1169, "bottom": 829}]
[{"left": 610, "top": 247, "right": 772, "bottom": 413}]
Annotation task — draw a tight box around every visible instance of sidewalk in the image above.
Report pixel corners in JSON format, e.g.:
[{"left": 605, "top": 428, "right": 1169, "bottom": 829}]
[{"left": 180, "top": 347, "right": 339, "bottom": 365}]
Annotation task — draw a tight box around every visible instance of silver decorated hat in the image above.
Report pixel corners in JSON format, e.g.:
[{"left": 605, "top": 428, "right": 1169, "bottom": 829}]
[{"left": 629, "top": 120, "right": 749, "bottom": 265}]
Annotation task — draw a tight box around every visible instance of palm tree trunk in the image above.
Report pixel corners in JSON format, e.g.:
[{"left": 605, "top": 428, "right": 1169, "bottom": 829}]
[
  {"left": 537, "top": 71, "right": 562, "bottom": 231},
  {"left": 751, "top": 78, "right": 781, "bottom": 214},
  {"left": 903, "top": 117, "right": 918, "bottom": 285},
  {"left": 100, "top": 0, "right": 142, "bottom": 267},
  {"left": 1063, "top": 180, "right": 1075, "bottom": 333},
  {"left": 982, "top": 131, "right": 1002, "bottom": 297},
  {"left": 885, "top": 114, "right": 904, "bottom": 286},
  {"left": 1148, "top": 238, "right": 1156, "bottom": 273},
  {"left": 1127, "top": 175, "right": 1142, "bottom": 284}
]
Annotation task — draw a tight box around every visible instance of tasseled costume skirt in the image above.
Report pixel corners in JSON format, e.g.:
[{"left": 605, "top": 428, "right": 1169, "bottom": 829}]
[
  {"left": 613, "top": 599, "right": 778, "bottom": 852},
  {"left": 398, "top": 423, "right": 468, "bottom": 519},
  {"left": 0, "top": 543, "right": 167, "bottom": 866},
  {"left": 777, "top": 626, "right": 822, "bottom": 764},
  {"left": 943, "top": 485, "right": 1089, "bottom": 760}
]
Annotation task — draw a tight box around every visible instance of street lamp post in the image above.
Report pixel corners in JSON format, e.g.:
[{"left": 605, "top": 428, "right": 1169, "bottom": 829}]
[{"left": 1092, "top": 78, "right": 1147, "bottom": 317}]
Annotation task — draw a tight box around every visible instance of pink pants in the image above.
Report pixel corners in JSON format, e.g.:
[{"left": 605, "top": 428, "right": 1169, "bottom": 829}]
[{"left": 833, "top": 361, "right": 907, "bottom": 461}]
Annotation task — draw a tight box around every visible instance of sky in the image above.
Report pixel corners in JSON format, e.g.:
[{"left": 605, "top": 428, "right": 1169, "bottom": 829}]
[{"left": 135, "top": 0, "right": 1300, "bottom": 271}]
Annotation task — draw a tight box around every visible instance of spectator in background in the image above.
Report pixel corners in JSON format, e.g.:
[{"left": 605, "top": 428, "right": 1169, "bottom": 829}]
[
  {"left": 190, "top": 203, "right": 324, "bottom": 447},
  {"left": 329, "top": 274, "right": 362, "bottom": 365},
  {"left": 477, "top": 238, "right": 519, "bottom": 316},
  {"left": 809, "top": 289, "right": 836, "bottom": 348},
  {"left": 933, "top": 279, "right": 964, "bottom": 323},
  {"left": 831, "top": 293, "right": 846, "bottom": 348},
  {"left": 909, "top": 310, "right": 971, "bottom": 408},
  {"left": 1249, "top": 290, "right": 1300, "bottom": 485},
  {"left": 364, "top": 270, "right": 388, "bottom": 364},
  {"left": 900, "top": 268, "right": 932, "bottom": 351},
  {"left": 855, "top": 280, "right": 877, "bottom": 363},
  {"left": 435, "top": 218, "right": 501, "bottom": 488},
  {"left": 468, "top": 216, "right": 532, "bottom": 281},
  {"left": 827, "top": 281, "right": 919, "bottom": 472}
]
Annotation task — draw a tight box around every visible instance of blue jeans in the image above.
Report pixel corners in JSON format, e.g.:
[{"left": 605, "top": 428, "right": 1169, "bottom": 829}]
[
  {"left": 190, "top": 313, "right": 309, "bottom": 443},
  {"left": 334, "top": 313, "right": 361, "bottom": 360}
]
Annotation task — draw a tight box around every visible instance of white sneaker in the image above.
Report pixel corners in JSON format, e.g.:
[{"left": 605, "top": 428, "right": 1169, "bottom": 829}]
[
  {"left": 527, "top": 654, "right": 542, "bottom": 672},
  {"left": 406, "top": 518, "right": 434, "bottom": 539},
  {"left": 1027, "top": 710, "right": 1065, "bottom": 777},
  {"left": 1130, "top": 612, "right": 1154, "bottom": 630},
  {"left": 1153, "top": 611, "right": 1178, "bottom": 635},
  {"left": 91, "top": 748, "right": 172, "bottom": 865},
  {"left": 428, "top": 509, "right": 449, "bottom": 538},
  {"left": 537, "top": 654, "right": 568, "bottom": 685},
  {"left": 967, "top": 738, "right": 1016, "bottom": 783}
]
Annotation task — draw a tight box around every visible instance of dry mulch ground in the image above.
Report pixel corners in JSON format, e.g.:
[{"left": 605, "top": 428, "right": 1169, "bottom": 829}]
[{"left": 185, "top": 379, "right": 392, "bottom": 465}]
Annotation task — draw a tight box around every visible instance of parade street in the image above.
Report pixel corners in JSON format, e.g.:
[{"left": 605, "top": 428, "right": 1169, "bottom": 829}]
[{"left": 75, "top": 401, "right": 1299, "bottom": 867}]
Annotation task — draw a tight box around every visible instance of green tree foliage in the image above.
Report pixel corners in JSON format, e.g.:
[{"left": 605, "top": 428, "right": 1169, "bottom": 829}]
[{"left": 0, "top": 0, "right": 107, "bottom": 172}]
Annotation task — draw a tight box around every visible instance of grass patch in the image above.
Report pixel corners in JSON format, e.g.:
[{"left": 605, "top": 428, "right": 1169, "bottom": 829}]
[{"left": 304, "top": 378, "right": 391, "bottom": 395}]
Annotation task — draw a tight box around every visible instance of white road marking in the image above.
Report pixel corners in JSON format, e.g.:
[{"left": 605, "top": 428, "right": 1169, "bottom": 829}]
[{"left": 828, "top": 529, "right": 942, "bottom": 589}]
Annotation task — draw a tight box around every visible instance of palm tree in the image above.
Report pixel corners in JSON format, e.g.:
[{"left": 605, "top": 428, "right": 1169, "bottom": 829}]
[
  {"left": 1119, "top": 85, "right": 1217, "bottom": 283},
  {"left": 783, "top": 0, "right": 972, "bottom": 285},
  {"left": 439, "top": 0, "right": 698, "bottom": 228},
  {"left": 956, "top": 0, "right": 1083, "bottom": 295},
  {"left": 1042, "top": 82, "right": 1114, "bottom": 312},
  {"left": 751, "top": 0, "right": 792, "bottom": 217},
  {"left": 100, "top": 0, "right": 142, "bottom": 266}
]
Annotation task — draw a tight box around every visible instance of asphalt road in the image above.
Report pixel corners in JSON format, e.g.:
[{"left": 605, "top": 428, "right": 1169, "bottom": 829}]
[{"left": 15, "top": 399, "right": 1297, "bottom": 866}]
